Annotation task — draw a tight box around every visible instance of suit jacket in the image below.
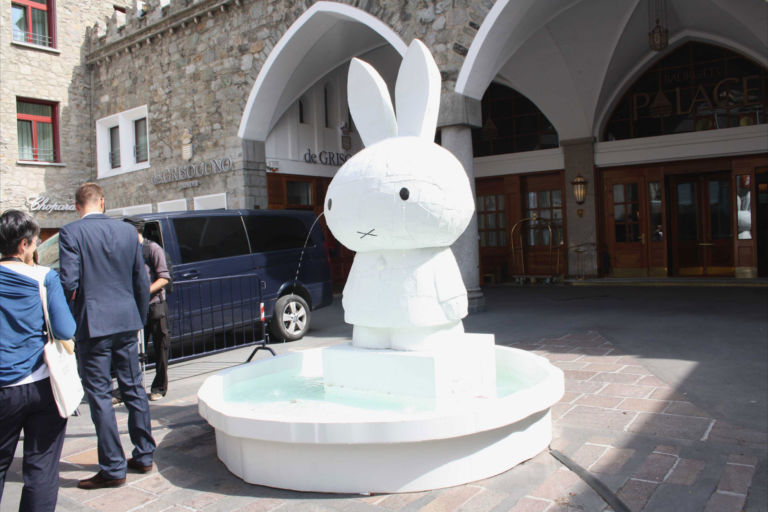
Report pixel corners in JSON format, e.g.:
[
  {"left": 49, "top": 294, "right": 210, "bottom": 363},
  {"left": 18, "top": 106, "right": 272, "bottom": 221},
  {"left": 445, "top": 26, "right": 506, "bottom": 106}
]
[{"left": 59, "top": 213, "right": 150, "bottom": 340}]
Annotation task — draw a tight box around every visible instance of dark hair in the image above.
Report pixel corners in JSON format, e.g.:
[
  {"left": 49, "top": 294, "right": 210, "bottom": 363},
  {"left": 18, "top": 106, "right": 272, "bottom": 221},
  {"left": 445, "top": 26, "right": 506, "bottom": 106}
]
[
  {"left": 0, "top": 210, "right": 40, "bottom": 256},
  {"left": 75, "top": 182, "right": 104, "bottom": 207}
]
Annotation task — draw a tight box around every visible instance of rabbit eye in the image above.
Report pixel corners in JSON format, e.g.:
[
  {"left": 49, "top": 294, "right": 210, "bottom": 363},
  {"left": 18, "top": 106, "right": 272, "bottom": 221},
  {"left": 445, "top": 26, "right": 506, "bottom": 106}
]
[
  {"left": 399, "top": 188, "right": 410, "bottom": 201},
  {"left": 327, "top": 198, "right": 332, "bottom": 210}
]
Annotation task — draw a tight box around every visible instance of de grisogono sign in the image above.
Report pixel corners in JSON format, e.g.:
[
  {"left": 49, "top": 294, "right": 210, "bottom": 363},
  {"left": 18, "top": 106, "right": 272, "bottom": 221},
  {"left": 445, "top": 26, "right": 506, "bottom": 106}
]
[{"left": 152, "top": 156, "right": 234, "bottom": 186}]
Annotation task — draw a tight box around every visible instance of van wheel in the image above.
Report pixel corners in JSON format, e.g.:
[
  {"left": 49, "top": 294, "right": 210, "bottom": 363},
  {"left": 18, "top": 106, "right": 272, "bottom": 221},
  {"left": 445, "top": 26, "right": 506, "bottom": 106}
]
[{"left": 270, "top": 294, "right": 310, "bottom": 341}]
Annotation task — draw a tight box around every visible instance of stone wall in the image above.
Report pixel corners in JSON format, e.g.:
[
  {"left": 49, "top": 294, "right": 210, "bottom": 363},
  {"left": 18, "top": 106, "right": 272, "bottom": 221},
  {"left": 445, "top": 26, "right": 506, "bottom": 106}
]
[
  {"left": 84, "top": 0, "right": 494, "bottom": 211},
  {"left": 0, "top": 0, "right": 130, "bottom": 227}
]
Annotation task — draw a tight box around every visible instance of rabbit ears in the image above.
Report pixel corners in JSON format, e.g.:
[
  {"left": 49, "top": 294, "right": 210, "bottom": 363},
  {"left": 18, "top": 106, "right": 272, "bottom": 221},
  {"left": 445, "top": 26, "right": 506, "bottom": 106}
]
[{"left": 348, "top": 39, "right": 441, "bottom": 147}]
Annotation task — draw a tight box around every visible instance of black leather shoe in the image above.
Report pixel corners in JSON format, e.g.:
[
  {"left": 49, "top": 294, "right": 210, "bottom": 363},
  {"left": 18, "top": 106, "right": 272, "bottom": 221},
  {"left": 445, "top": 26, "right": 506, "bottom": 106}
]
[
  {"left": 127, "top": 457, "right": 153, "bottom": 473},
  {"left": 77, "top": 471, "right": 126, "bottom": 489}
]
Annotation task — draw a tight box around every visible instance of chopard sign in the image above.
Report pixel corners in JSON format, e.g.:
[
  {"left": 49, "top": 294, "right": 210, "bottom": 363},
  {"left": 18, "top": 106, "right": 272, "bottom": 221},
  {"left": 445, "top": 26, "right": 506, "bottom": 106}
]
[
  {"left": 26, "top": 196, "right": 76, "bottom": 212},
  {"left": 152, "top": 156, "right": 234, "bottom": 185}
]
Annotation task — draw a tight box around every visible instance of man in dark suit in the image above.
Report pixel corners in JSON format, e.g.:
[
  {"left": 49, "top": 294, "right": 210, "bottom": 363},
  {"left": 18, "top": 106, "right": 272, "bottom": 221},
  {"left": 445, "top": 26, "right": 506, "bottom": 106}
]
[{"left": 59, "top": 183, "right": 156, "bottom": 489}]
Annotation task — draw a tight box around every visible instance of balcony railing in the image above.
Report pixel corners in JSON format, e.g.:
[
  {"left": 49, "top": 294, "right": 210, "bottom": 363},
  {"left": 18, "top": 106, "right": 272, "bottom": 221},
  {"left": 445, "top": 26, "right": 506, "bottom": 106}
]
[
  {"left": 109, "top": 148, "right": 121, "bottom": 168},
  {"left": 18, "top": 146, "right": 55, "bottom": 162},
  {"left": 12, "top": 29, "right": 54, "bottom": 48}
]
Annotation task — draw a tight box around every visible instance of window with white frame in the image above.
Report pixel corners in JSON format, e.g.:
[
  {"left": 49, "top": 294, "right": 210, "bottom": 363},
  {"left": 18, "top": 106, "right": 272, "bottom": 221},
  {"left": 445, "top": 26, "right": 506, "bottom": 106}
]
[
  {"left": 11, "top": 0, "right": 55, "bottom": 48},
  {"left": 96, "top": 106, "right": 150, "bottom": 177}
]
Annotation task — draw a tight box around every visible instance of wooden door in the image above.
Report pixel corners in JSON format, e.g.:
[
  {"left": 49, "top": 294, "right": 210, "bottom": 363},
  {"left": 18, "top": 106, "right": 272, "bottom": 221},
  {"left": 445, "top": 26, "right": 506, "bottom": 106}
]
[
  {"left": 669, "top": 173, "right": 734, "bottom": 276},
  {"left": 605, "top": 175, "right": 648, "bottom": 276}
]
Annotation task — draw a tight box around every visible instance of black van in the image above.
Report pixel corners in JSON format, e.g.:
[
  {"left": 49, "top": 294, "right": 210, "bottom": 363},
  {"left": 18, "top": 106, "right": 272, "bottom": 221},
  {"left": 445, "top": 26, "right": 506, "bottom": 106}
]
[{"left": 37, "top": 209, "right": 333, "bottom": 344}]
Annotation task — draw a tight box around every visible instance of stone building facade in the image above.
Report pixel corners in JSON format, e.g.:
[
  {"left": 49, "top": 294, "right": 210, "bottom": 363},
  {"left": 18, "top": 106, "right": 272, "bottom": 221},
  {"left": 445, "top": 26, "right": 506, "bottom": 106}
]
[
  {"left": 2, "top": 0, "right": 766, "bottom": 289},
  {"left": 0, "top": 0, "right": 130, "bottom": 232}
]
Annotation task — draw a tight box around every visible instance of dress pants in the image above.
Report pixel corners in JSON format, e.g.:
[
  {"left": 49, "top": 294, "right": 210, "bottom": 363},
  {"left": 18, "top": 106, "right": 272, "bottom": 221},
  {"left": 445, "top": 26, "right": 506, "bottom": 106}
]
[
  {"left": 0, "top": 377, "right": 67, "bottom": 512},
  {"left": 77, "top": 331, "right": 155, "bottom": 479},
  {"left": 145, "top": 301, "right": 170, "bottom": 396}
]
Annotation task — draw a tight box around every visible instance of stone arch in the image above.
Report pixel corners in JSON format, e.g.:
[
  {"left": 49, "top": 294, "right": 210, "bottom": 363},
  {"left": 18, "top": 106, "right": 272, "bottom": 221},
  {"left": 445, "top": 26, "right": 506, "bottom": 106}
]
[{"left": 238, "top": 1, "right": 407, "bottom": 142}]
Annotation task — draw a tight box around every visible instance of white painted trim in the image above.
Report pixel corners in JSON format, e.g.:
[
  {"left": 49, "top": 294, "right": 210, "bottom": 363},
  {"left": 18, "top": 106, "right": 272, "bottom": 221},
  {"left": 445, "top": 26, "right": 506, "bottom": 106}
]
[
  {"left": 11, "top": 40, "right": 61, "bottom": 54},
  {"left": 594, "top": 31, "right": 768, "bottom": 139},
  {"left": 474, "top": 148, "right": 564, "bottom": 178},
  {"left": 455, "top": 0, "right": 508, "bottom": 99},
  {"left": 193, "top": 192, "right": 227, "bottom": 210},
  {"left": 157, "top": 198, "right": 188, "bottom": 212},
  {"left": 16, "top": 161, "right": 67, "bottom": 167},
  {"left": 238, "top": 1, "right": 407, "bottom": 141},
  {"left": 595, "top": 124, "right": 768, "bottom": 167},
  {"left": 96, "top": 105, "right": 151, "bottom": 178}
]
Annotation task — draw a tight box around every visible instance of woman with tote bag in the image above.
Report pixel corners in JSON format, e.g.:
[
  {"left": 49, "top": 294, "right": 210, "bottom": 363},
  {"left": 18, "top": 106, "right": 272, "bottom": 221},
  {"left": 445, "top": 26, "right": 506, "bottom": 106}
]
[{"left": 0, "top": 210, "right": 76, "bottom": 512}]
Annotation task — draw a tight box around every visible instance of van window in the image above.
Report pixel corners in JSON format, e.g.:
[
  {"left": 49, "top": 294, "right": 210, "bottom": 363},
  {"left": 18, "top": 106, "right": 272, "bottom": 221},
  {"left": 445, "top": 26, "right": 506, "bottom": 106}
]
[
  {"left": 245, "top": 215, "right": 313, "bottom": 252},
  {"left": 143, "top": 221, "right": 163, "bottom": 248},
  {"left": 174, "top": 216, "right": 250, "bottom": 263}
]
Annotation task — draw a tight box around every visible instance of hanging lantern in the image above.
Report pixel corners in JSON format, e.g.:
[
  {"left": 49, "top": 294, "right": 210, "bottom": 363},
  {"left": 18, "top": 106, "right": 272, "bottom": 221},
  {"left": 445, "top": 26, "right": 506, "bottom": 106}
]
[{"left": 648, "top": 0, "right": 669, "bottom": 51}]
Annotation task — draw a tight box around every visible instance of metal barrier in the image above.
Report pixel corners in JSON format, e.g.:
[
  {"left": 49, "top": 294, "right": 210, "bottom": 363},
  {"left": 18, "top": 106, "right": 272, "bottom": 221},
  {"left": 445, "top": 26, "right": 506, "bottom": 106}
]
[{"left": 143, "top": 273, "right": 272, "bottom": 367}]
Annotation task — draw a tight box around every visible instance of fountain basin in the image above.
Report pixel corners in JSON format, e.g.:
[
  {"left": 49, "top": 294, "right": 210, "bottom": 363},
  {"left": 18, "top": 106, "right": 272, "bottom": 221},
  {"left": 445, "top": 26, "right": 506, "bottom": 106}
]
[{"left": 198, "top": 343, "right": 563, "bottom": 493}]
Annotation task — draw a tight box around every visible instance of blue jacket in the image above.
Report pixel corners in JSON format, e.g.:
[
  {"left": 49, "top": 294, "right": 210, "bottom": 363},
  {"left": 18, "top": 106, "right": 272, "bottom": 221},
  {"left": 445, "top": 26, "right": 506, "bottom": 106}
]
[
  {"left": 0, "top": 265, "right": 76, "bottom": 386},
  {"left": 59, "top": 214, "right": 150, "bottom": 340}
]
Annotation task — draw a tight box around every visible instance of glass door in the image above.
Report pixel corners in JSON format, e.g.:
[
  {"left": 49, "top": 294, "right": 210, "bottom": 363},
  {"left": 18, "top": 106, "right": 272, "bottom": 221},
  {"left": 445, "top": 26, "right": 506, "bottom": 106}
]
[
  {"left": 604, "top": 175, "right": 648, "bottom": 276},
  {"left": 669, "top": 173, "right": 733, "bottom": 276}
]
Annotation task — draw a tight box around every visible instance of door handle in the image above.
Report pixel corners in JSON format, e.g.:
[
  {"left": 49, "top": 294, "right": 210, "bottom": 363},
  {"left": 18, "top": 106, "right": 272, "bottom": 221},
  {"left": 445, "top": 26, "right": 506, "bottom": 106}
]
[
  {"left": 697, "top": 242, "right": 714, "bottom": 246},
  {"left": 181, "top": 270, "right": 199, "bottom": 279},
  {"left": 640, "top": 233, "right": 646, "bottom": 245}
]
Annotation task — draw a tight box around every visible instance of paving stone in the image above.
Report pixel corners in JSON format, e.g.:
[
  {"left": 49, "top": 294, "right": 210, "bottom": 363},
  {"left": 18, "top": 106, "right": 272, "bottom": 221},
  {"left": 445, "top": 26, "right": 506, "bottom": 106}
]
[
  {"left": 652, "top": 445, "right": 680, "bottom": 456},
  {"left": 717, "top": 462, "right": 756, "bottom": 495},
  {"left": 590, "top": 447, "right": 635, "bottom": 474},
  {"left": 552, "top": 361, "right": 589, "bottom": 371},
  {"left": 575, "top": 351, "right": 618, "bottom": 359},
  {"left": 707, "top": 421, "right": 768, "bottom": 445},
  {"left": 233, "top": 498, "right": 286, "bottom": 511},
  {"left": 617, "top": 398, "right": 670, "bottom": 413},
  {"left": 575, "top": 394, "right": 623, "bottom": 408},
  {"left": 726, "top": 454, "right": 758, "bottom": 466},
  {"left": 563, "top": 370, "right": 598, "bottom": 381},
  {"left": 598, "top": 383, "right": 654, "bottom": 399},
  {"left": 63, "top": 447, "right": 99, "bottom": 466},
  {"left": 457, "top": 488, "right": 508, "bottom": 511},
  {"left": 704, "top": 491, "right": 746, "bottom": 512},
  {"left": 664, "top": 401, "right": 710, "bottom": 418},
  {"left": 647, "top": 388, "right": 686, "bottom": 401},
  {"left": 571, "top": 443, "right": 606, "bottom": 468},
  {"left": 377, "top": 490, "right": 431, "bottom": 509},
  {"left": 626, "top": 413, "right": 712, "bottom": 441},
  {"left": 508, "top": 496, "right": 551, "bottom": 511},
  {"left": 583, "top": 363, "right": 625, "bottom": 372},
  {"left": 418, "top": 485, "right": 481, "bottom": 511},
  {"left": 179, "top": 490, "right": 228, "bottom": 509},
  {"left": 665, "top": 458, "right": 706, "bottom": 485},
  {"left": 633, "top": 453, "right": 677, "bottom": 483},
  {"left": 636, "top": 376, "right": 668, "bottom": 387},
  {"left": 542, "top": 353, "right": 583, "bottom": 362},
  {"left": 590, "top": 372, "right": 642, "bottom": 384},
  {"left": 559, "top": 405, "right": 636, "bottom": 431},
  {"left": 82, "top": 485, "right": 156, "bottom": 512},
  {"left": 528, "top": 468, "right": 581, "bottom": 500},
  {"left": 616, "top": 479, "right": 658, "bottom": 512},
  {"left": 551, "top": 403, "right": 572, "bottom": 421},
  {"left": 558, "top": 391, "right": 581, "bottom": 403},
  {"left": 618, "top": 365, "right": 649, "bottom": 375},
  {"left": 564, "top": 380, "right": 605, "bottom": 394}
]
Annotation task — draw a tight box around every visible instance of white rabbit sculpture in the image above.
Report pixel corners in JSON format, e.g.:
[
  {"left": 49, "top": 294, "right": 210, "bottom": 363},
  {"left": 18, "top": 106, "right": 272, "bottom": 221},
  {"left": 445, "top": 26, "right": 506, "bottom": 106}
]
[{"left": 324, "top": 40, "right": 474, "bottom": 351}]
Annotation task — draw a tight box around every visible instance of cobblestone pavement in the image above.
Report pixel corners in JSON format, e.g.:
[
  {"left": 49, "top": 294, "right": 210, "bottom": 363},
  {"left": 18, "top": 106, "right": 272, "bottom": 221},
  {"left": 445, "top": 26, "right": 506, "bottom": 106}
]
[{"left": 2, "top": 293, "right": 766, "bottom": 512}]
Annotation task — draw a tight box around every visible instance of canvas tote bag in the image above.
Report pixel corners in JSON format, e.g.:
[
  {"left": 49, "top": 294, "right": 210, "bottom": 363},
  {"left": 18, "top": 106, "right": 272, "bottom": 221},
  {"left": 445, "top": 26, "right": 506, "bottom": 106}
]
[{"left": 37, "top": 272, "right": 84, "bottom": 418}]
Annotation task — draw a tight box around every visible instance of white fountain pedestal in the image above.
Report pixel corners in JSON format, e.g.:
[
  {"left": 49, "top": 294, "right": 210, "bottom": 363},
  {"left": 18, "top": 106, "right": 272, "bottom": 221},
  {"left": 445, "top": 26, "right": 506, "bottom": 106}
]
[{"left": 198, "top": 336, "right": 564, "bottom": 494}]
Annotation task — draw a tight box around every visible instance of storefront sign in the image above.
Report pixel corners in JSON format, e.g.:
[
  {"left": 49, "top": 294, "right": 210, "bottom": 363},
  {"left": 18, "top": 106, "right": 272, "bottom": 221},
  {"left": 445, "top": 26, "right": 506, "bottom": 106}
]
[
  {"left": 26, "top": 196, "right": 76, "bottom": 213},
  {"left": 303, "top": 148, "right": 352, "bottom": 166},
  {"left": 152, "top": 156, "right": 233, "bottom": 185},
  {"left": 632, "top": 74, "right": 761, "bottom": 119},
  {"left": 179, "top": 180, "right": 200, "bottom": 190}
]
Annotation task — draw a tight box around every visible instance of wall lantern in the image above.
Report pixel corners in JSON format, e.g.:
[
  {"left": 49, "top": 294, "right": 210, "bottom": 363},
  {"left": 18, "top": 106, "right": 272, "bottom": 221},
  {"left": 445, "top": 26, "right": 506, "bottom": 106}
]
[
  {"left": 572, "top": 174, "right": 587, "bottom": 205},
  {"left": 648, "top": 0, "right": 669, "bottom": 52}
]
